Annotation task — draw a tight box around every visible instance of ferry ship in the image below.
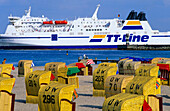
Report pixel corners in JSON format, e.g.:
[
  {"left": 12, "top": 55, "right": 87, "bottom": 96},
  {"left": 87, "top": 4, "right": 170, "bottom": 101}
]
[{"left": 0, "top": 5, "right": 170, "bottom": 49}]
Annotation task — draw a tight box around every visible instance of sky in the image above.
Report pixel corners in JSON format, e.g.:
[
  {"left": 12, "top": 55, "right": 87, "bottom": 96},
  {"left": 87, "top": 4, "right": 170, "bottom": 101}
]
[{"left": 0, "top": 0, "right": 170, "bottom": 33}]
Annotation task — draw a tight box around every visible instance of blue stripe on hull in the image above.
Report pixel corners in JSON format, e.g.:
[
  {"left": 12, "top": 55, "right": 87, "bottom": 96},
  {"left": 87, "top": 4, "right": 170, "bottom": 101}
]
[
  {"left": 152, "top": 35, "right": 170, "bottom": 37},
  {"left": 58, "top": 36, "right": 89, "bottom": 38},
  {"left": 89, "top": 39, "right": 103, "bottom": 42},
  {"left": 0, "top": 36, "right": 89, "bottom": 39},
  {"left": 0, "top": 45, "right": 118, "bottom": 49},
  {"left": 122, "top": 26, "right": 143, "bottom": 30},
  {"left": 0, "top": 37, "right": 51, "bottom": 39}
]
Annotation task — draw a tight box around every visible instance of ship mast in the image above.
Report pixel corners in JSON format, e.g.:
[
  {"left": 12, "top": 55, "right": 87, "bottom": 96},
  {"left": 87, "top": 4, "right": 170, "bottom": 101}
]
[
  {"left": 25, "top": 6, "right": 31, "bottom": 17},
  {"left": 92, "top": 4, "right": 100, "bottom": 20}
]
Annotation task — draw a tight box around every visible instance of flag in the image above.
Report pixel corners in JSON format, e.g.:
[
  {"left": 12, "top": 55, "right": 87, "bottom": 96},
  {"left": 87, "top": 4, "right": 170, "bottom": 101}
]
[
  {"left": 143, "top": 100, "right": 152, "bottom": 111},
  {"left": 13, "top": 82, "right": 15, "bottom": 88},
  {"left": 116, "top": 70, "right": 119, "bottom": 74},
  {"left": 156, "top": 80, "right": 160, "bottom": 89},
  {"left": 72, "top": 89, "right": 79, "bottom": 101},
  {"left": 31, "top": 62, "right": 35, "bottom": 67},
  {"left": 12, "top": 66, "right": 15, "bottom": 70},
  {"left": 86, "top": 59, "right": 95, "bottom": 65},
  {"left": 50, "top": 73, "right": 55, "bottom": 81}
]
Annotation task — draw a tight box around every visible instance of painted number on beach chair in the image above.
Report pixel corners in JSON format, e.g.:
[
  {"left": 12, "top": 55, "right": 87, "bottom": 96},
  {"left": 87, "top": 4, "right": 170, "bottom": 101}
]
[
  {"left": 109, "top": 77, "right": 120, "bottom": 91},
  {"left": 108, "top": 99, "right": 122, "bottom": 107},
  {"left": 28, "top": 80, "right": 37, "bottom": 87},
  {"left": 129, "top": 83, "right": 142, "bottom": 94},
  {"left": 109, "top": 83, "right": 117, "bottom": 91},
  {"left": 43, "top": 95, "right": 55, "bottom": 104},
  {"left": 95, "top": 76, "right": 104, "bottom": 82}
]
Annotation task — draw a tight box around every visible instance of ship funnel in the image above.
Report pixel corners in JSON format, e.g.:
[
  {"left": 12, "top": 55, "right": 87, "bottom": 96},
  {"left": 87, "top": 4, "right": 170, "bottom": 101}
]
[
  {"left": 138, "top": 12, "right": 147, "bottom": 21},
  {"left": 126, "top": 10, "right": 138, "bottom": 20},
  {"left": 92, "top": 4, "right": 100, "bottom": 20}
]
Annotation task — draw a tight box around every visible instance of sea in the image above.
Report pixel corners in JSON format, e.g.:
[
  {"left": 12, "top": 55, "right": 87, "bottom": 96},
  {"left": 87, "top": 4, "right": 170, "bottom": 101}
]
[{"left": 0, "top": 50, "right": 170, "bottom": 66}]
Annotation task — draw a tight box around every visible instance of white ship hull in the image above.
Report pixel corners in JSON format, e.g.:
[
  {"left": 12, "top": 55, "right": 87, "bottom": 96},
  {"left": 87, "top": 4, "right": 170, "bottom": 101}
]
[{"left": 1, "top": 33, "right": 170, "bottom": 49}]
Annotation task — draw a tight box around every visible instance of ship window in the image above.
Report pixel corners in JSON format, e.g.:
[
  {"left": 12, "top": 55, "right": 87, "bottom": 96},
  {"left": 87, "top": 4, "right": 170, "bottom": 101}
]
[
  {"left": 51, "top": 34, "right": 58, "bottom": 41},
  {"left": 86, "top": 29, "right": 88, "bottom": 31},
  {"left": 87, "top": 22, "right": 88, "bottom": 24},
  {"left": 78, "top": 25, "right": 80, "bottom": 27},
  {"left": 92, "top": 29, "right": 94, "bottom": 31},
  {"left": 100, "top": 29, "right": 102, "bottom": 31},
  {"left": 95, "top": 29, "right": 97, "bottom": 31},
  {"left": 99, "top": 25, "right": 101, "bottom": 27},
  {"left": 70, "top": 32, "right": 74, "bottom": 35},
  {"left": 94, "top": 22, "right": 96, "bottom": 23},
  {"left": 78, "top": 32, "right": 83, "bottom": 35},
  {"left": 81, "top": 29, "right": 83, "bottom": 31},
  {"left": 89, "top": 29, "right": 91, "bottom": 31},
  {"left": 72, "top": 25, "right": 74, "bottom": 28},
  {"left": 97, "top": 29, "right": 99, "bottom": 31}
]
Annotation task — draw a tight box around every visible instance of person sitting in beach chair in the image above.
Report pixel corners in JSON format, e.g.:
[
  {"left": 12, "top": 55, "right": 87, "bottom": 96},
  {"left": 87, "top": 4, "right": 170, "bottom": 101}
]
[
  {"left": 83, "top": 54, "right": 88, "bottom": 59},
  {"left": 2, "top": 58, "right": 6, "bottom": 64}
]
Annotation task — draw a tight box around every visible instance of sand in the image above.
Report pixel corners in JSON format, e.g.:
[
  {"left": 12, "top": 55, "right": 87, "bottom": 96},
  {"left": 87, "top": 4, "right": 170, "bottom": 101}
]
[{"left": 11, "top": 66, "right": 170, "bottom": 111}]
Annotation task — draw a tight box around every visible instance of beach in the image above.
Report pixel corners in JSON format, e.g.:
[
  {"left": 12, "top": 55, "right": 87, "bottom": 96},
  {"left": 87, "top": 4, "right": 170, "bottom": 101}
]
[{"left": 12, "top": 66, "right": 170, "bottom": 111}]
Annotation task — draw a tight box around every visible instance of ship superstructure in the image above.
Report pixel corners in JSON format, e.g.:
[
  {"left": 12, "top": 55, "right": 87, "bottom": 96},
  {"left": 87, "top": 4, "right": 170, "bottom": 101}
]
[{"left": 0, "top": 5, "right": 170, "bottom": 49}]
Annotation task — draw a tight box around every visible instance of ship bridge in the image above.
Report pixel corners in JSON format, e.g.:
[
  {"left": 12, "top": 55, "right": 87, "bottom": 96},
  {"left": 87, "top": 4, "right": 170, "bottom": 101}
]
[{"left": 3, "top": 4, "right": 157, "bottom": 36}]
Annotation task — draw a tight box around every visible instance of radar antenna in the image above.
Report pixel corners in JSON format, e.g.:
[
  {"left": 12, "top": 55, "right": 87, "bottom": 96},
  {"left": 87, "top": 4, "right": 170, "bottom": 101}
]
[{"left": 92, "top": 4, "right": 100, "bottom": 20}]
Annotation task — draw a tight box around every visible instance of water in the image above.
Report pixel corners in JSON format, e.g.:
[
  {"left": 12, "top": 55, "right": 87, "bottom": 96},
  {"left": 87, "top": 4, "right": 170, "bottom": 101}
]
[{"left": 0, "top": 50, "right": 170, "bottom": 66}]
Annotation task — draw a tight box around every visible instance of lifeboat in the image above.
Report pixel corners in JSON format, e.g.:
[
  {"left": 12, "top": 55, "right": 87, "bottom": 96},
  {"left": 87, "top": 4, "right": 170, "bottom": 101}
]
[
  {"left": 43, "top": 21, "right": 53, "bottom": 24},
  {"left": 55, "top": 20, "right": 67, "bottom": 24}
]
